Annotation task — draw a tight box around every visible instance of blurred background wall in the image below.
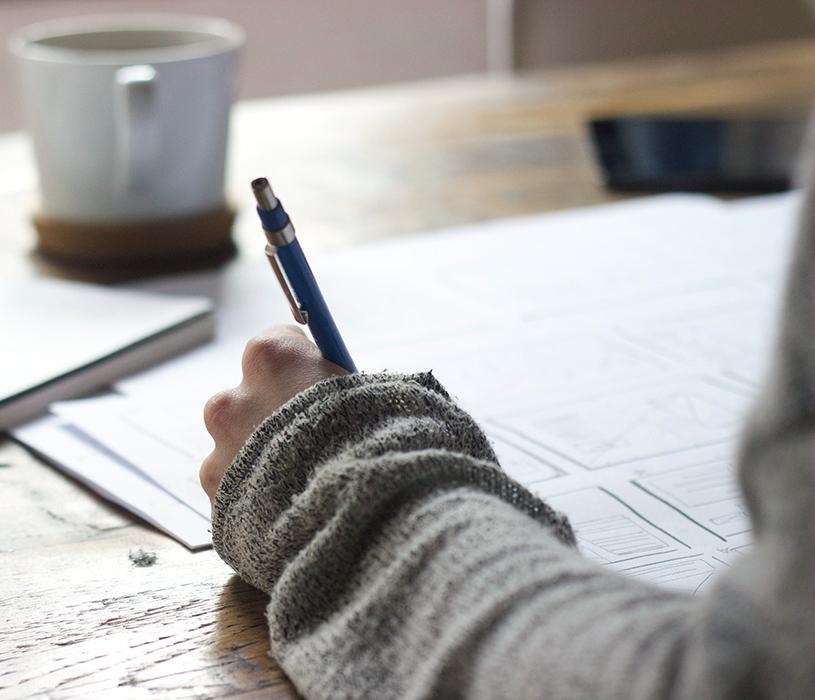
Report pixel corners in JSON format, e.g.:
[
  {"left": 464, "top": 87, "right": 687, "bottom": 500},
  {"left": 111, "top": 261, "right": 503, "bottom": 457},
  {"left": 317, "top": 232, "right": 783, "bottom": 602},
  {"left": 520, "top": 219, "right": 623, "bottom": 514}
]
[
  {"left": 0, "top": 0, "right": 812, "bottom": 132},
  {"left": 512, "top": 0, "right": 815, "bottom": 70}
]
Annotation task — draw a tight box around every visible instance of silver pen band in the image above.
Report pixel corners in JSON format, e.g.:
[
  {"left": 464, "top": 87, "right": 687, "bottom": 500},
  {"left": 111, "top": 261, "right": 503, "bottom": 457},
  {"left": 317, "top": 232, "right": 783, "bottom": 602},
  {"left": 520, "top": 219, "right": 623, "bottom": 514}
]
[{"left": 264, "top": 222, "right": 296, "bottom": 247}]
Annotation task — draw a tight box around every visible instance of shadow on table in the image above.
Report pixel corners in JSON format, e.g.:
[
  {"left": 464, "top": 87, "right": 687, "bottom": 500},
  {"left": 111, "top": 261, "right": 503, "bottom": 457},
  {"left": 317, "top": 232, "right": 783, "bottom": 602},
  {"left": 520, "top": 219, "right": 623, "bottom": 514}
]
[{"left": 212, "top": 574, "right": 301, "bottom": 698}]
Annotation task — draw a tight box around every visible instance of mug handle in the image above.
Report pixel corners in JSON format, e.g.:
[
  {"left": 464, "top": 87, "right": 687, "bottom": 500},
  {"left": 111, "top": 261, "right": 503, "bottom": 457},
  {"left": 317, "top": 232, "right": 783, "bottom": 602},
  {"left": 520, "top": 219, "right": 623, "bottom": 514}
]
[{"left": 114, "top": 65, "right": 158, "bottom": 193}]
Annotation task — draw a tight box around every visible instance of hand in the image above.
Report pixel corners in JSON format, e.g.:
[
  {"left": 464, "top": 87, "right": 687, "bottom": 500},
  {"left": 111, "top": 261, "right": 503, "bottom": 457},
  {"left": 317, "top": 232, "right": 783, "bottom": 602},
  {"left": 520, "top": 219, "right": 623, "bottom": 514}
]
[{"left": 200, "top": 325, "right": 349, "bottom": 503}]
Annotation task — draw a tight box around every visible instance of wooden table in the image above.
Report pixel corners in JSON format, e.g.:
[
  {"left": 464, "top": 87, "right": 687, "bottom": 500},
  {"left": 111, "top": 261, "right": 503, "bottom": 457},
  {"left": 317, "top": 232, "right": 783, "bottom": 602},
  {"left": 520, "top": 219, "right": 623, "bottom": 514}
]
[{"left": 3, "top": 39, "right": 815, "bottom": 698}]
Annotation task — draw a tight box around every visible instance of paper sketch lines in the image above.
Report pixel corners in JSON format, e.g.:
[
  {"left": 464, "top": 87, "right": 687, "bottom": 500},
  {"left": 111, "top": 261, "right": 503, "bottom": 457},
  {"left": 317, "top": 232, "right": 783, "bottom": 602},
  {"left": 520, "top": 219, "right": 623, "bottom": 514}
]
[
  {"left": 597, "top": 488, "right": 692, "bottom": 550},
  {"left": 543, "top": 487, "right": 691, "bottom": 568},
  {"left": 492, "top": 378, "right": 748, "bottom": 471},
  {"left": 632, "top": 480, "right": 726, "bottom": 542},
  {"left": 575, "top": 514, "right": 674, "bottom": 563},
  {"left": 620, "top": 556, "right": 716, "bottom": 594},
  {"left": 486, "top": 431, "right": 564, "bottom": 484},
  {"left": 487, "top": 422, "right": 587, "bottom": 470},
  {"left": 633, "top": 459, "right": 750, "bottom": 539}
]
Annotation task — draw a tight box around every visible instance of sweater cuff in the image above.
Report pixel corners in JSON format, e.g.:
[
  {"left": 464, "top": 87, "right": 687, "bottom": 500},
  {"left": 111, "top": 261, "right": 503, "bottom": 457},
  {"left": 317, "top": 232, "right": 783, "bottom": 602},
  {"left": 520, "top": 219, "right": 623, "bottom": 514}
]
[{"left": 212, "top": 371, "right": 455, "bottom": 515}]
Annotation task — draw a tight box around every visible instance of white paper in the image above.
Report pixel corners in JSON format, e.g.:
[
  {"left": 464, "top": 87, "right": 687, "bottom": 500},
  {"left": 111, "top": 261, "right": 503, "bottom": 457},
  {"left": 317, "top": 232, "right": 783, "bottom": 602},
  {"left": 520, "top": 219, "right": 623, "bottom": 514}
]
[
  {"left": 51, "top": 396, "right": 212, "bottom": 519},
  {"left": 14, "top": 415, "right": 211, "bottom": 550},
  {"left": 16, "top": 192, "right": 799, "bottom": 571}
]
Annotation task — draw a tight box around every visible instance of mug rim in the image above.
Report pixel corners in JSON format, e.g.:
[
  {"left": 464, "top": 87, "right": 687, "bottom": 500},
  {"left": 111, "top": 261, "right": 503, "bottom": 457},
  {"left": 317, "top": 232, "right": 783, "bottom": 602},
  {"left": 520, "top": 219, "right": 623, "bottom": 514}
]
[{"left": 8, "top": 14, "right": 245, "bottom": 65}]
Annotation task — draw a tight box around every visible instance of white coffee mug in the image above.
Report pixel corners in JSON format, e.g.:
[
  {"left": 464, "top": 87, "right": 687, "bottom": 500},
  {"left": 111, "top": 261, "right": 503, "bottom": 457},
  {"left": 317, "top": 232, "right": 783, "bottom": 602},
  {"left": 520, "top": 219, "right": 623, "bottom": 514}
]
[{"left": 9, "top": 14, "right": 244, "bottom": 224}]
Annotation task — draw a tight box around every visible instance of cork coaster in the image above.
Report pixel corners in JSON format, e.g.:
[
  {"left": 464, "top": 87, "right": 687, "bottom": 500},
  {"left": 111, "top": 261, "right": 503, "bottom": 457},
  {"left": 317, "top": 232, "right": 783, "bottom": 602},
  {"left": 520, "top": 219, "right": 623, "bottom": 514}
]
[{"left": 31, "top": 206, "right": 237, "bottom": 283}]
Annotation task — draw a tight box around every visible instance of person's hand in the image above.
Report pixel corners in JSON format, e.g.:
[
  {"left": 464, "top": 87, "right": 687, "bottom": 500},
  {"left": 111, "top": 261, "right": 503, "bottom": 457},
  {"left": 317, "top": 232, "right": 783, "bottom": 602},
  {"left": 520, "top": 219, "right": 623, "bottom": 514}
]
[{"left": 200, "top": 325, "right": 349, "bottom": 503}]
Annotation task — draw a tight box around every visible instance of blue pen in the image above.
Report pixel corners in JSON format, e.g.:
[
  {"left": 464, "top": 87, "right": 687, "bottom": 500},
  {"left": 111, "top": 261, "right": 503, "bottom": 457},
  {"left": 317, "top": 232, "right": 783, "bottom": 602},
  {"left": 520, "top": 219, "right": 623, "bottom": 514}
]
[{"left": 252, "top": 178, "right": 357, "bottom": 373}]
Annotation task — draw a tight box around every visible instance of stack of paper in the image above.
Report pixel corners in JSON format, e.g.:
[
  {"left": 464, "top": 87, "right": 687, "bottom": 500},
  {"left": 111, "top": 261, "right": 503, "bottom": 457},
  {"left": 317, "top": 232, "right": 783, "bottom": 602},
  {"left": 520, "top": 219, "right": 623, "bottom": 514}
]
[
  {"left": 13, "top": 193, "right": 799, "bottom": 584},
  {"left": 4, "top": 279, "right": 215, "bottom": 548}
]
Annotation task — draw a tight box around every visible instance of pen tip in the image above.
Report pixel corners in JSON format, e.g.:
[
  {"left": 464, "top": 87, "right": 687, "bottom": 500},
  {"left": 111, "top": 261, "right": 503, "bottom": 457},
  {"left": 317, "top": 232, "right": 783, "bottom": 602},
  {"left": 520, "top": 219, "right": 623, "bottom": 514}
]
[{"left": 251, "top": 177, "right": 278, "bottom": 210}]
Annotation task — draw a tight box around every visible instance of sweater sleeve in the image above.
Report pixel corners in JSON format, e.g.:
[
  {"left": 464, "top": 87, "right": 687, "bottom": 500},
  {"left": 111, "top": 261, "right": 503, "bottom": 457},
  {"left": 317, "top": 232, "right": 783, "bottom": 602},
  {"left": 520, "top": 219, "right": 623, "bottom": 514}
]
[
  {"left": 211, "top": 371, "right": 689, "bottom": 700},
  {"left": 212, "top": 196, "right": 815, "bottom": 700}
]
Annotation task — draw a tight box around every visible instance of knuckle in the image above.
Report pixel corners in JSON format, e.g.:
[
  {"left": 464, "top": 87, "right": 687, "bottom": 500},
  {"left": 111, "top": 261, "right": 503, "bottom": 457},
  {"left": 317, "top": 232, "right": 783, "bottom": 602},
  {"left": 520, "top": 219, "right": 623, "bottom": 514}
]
[
  {"left": 203, "top": 390, "right": 235, "bottom": 435},
  {"left": 242, "top": 332, "right": 306, "bottom": 376}
]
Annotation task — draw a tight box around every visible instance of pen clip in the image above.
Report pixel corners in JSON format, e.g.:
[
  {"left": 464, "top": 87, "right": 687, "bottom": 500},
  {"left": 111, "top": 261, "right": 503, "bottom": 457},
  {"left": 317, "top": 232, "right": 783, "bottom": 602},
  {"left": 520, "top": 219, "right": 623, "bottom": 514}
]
[{"left": 265, "top": 243, "right": 309, "bottom": 324}]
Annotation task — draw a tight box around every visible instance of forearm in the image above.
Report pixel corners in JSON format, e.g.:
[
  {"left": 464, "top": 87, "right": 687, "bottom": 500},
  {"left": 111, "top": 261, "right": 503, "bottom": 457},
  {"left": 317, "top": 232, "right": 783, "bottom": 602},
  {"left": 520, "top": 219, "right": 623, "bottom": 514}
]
[
  {"left": 276, "top": 487, "right": 693, "bottom": 700},
  {"left": 212, "top": 372, "right": 706, "bottom": 700}
]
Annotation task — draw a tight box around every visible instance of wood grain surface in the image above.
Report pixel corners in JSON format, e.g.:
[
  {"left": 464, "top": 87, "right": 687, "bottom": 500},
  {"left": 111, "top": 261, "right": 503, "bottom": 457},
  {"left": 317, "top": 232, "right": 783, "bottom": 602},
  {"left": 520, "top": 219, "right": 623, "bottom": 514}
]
[{"left": 2, "top": 39, "right": 815, "bottom": 699}]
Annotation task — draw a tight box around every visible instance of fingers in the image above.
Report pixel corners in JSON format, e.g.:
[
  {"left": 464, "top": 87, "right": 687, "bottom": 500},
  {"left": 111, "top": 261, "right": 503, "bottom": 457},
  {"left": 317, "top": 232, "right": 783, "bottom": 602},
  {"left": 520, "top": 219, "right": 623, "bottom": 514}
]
[
  {"left": 203, "top": 387, "right": 241, "bottom": 442},
  {"left": 203, "top": 385, "right": 270, "bottom": 449},
  {"left": 201, "top": 388, "right": 264, "bottom": 501},
  {"left": 201, "top": 325, "right": 350, "bottom": 503},
  {"left": 199, "top": 449, "right": 229, "bottom": 500},
  {"left": 205, "top": 326, "right": 318, "bottom": 451}
]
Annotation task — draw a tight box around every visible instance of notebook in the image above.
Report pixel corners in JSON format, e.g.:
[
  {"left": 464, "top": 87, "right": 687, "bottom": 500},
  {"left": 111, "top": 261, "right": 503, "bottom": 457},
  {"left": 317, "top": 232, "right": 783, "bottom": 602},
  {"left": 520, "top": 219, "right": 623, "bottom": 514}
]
[{"left": 0, "top": 276, "right": 213, "bottom": 429}]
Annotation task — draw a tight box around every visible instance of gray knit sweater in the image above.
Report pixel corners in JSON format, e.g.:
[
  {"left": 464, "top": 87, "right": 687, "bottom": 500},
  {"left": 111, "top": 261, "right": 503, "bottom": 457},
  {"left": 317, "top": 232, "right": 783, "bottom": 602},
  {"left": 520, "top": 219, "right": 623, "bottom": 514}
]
[{"left": 213, "top": 192, "right": 815, "bottom": 698}]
